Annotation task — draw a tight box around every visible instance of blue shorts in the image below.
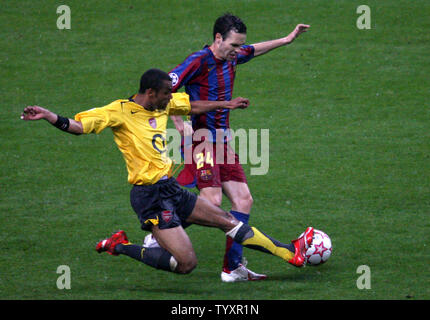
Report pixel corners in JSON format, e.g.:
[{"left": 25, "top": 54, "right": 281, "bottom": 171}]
[{"left": 130, "top": 177, "right": 197, "bottom": 231}]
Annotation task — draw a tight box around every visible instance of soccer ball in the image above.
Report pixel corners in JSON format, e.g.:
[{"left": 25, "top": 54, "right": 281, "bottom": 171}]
[{"left": 305, "top": 229, "right": 332, "bottom": 265}]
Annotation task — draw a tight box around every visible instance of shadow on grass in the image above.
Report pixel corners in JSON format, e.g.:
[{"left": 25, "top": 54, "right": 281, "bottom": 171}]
[
  {"left": 265, "top": 263, "right": 338, "bottom": 283},
  {"left": 264, "top": 272, "right": 316, "bottom": 282}
]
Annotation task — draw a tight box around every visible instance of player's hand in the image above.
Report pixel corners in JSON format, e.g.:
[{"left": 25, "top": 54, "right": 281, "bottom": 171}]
[
  {"left": 20, "top": 106, "right": 52, "bottom": 121},
  {"left": 285, "top": 24, "right": 310, "bottom": 44},
  {"left": 293, "top": 24, "right": 310, "bottom": 36},
  {"left": 225, "top": 97, "right": 250, "bottom": 110}
]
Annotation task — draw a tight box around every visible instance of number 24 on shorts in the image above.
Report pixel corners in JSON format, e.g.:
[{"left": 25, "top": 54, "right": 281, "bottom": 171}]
[{"left": 196, "top": 152, "right": 214, "bottom": 169}]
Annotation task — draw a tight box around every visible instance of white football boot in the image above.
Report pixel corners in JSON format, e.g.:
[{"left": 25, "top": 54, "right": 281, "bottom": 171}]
[{"left": 221, "top": 258, "right": 267, "bottom": 282}]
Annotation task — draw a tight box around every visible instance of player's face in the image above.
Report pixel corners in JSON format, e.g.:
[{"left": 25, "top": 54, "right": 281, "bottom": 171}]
[
  {"left": 154, "top": 80, "right": 173, "bottom": 110},
  {"left": 217, "top": 31, "right": 247, "bottom": 61}
]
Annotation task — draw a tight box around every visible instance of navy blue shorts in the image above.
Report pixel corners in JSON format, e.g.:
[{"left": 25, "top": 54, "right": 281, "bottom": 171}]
[{"left": 130, "top": 177, "right": 197, "bottom": 231}]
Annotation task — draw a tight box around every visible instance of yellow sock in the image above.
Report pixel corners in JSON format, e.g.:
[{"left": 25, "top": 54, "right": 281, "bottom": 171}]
[{"left": 242, "top": 227, "right": 294, "bottom": 261}]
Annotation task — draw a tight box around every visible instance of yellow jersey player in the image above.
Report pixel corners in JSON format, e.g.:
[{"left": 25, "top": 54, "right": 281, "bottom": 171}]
[{"left": 21, "top": 68, "right": 314, "bottom": 276}]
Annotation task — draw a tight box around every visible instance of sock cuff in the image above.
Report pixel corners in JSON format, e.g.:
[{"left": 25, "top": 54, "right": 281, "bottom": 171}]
[
  {"left": 230, "top": 210, "right": 250, "bottom": 223},
  {"left": 169, "top": 256, "right": 178, "bottom": 271},
  {"left": 225, "top": 221, "right": 244, "bottom": 239}
]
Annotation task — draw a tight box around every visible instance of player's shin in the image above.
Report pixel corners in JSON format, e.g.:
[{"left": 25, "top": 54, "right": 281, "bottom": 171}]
[
  {"left": 115, "top": 244, "right": 178, "bottom": 272},
  {"left": 224, "top": 211, "right": 249, "bottom": 271},
  {"left": 226, "top": 222, "right": 295, "bottom": 261}
]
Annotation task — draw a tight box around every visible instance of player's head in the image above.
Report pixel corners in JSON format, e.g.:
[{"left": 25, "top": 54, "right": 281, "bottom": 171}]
[
  {"left": 212, "top": 13, "right": 247, "bottom": 61},
  {"left": 213, "top": 13, "right": 247, "bottom": 40},
  {"left": 139, "top": 69, "right": 172, "bottom": 110}
]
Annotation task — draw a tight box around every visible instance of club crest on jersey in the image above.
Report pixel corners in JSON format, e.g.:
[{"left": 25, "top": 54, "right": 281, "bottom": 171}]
[
  {"left": 161, "top": 210, "right": 173, "bottom": 223},
  {"left": 149, "top": 117, "right": 157, "bottom": 129},
  {"left": 199, "top": 169, "right": 213, "bottom": 181}
]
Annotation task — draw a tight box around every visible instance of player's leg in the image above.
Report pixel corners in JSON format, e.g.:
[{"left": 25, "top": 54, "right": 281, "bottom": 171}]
[
  {"left": 218, "top": 146, "right": 262, "bottom": 280},
  {"left": 185, "top": 196, "right": 236, "bottom": 230},
  {"left": 97, "top": 181, "right": 198, "bottom": 274},
  {"left": 222, "top": 180, "right": 253, "bottom": 214},
  {"left": 228, "top": 222, "right": 314, "bottom": 267},
  {"left": 192, "top": 146, "right": 262, "bottom": 280},
  {"left": 220, "top": 180, "right": 258, "bottom": 280},
  {"left": 199, "top": 187, "right": 223, "bottom": 207},
  {"left": 186, "top": 195, "right": 314, "bottom": 267},
  {"left": 221, "top": 180, "right": 253, "bottom": 258},
  {"left": 151, "top": 225, "right": 197, "bottom": 274},
  {"left": 117, "top": 225, "right": 197, "bottom": 274},
  {"left": 97, "top": 226, "right": 197, "bottom": 274}
]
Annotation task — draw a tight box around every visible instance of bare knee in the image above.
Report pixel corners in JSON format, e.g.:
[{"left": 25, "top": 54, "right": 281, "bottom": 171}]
[
  {"left": 200, "top": 188, "right": 223, "bottom": 207},
  {"left": 176, "top": 258, "right": 197, "bottom": 274},
  {"left": 231, "top": 192, "right": 253, "bottom": 213},
  {"left": 210, "top": 197, "right": 223, "bottom": 208},
  {"left": 173, "top": 249, "right": 198, "bottom": 274}
]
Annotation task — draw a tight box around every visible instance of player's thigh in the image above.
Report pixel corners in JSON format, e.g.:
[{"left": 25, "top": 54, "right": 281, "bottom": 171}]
[
  {"left": 222, "top": 180, "right": 253, "bottom": 213},
  {"left": 186, "top": 196, "right": 238, "bottom": 232},
  {"left": 199, "top": 186, "right": 223, "bottom": 207},
  {"left": 151, "top": 225, "right": 196, "bottom": 265},
  {"left": 222, "top": 180, "right": 252, "bottom": 201}
]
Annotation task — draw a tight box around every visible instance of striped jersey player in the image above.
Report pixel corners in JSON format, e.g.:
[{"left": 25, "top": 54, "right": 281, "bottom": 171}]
[{"left": 168, "top": 14, "right": 311, "bottom": 282}]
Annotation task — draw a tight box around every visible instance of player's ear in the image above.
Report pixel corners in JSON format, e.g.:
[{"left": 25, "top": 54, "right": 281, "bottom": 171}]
[
  {"left": 147, "top": 88, "right": 157, "bottom": 98},
  {"left": 214, "top": 32, "right": 223, "bottom": 43}
]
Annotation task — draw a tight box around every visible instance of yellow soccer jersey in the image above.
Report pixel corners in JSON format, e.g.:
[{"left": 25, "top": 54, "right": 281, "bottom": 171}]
[{"left": 74, "top": 92, "right": 190, "bottom": 185}]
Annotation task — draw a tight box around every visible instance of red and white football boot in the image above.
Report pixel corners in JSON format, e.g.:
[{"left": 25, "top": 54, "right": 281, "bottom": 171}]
[
  {"left": 96, "top": 230, "right": 129, "bottom": 256},
  {"left": 288, "top": 227, "right": 314, "bottom": 267}
]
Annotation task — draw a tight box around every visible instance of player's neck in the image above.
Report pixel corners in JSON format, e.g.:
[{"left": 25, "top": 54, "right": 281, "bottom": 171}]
[
  {"left": 209, "top": 43, "right": 225, "bottom": 61},
  {"left": 133, "top": 93, "right": 156, "bottom": 111}
]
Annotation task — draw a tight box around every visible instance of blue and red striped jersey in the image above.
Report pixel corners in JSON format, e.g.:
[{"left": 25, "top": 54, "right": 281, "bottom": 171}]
[{"left": 169, "top": 45, "right": 255, "bottom": 142}]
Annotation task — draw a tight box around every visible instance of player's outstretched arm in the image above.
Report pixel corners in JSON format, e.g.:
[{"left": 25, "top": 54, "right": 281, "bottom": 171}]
[
  {"left": 21, "top": 106, "right": 83, "bottom": 135},
  {"left": 189, "top": 97, "right": 249, "bottom": 114},
  {"left": 252, "top": 24, "right": 310, "bottom": 57}
]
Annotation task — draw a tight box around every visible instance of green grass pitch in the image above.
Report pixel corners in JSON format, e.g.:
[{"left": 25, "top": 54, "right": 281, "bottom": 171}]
[{"left": 1, "top": 0, "right": 429, "bottom": 300}]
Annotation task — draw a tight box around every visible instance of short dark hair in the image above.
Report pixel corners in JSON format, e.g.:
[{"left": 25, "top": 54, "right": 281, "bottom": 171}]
[
  {"left": 213, "top": 13, "right": 247, "bottom": 40},
  {"left": 139, "top": 68, "right": 171, "bottom": 93}
]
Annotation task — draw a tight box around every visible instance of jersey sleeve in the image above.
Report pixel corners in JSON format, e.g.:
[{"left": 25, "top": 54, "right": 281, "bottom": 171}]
[
  {"left": 169, "top": 52, "right": 203, "bottom": 92},
  {"left": 167, "top": 93, "right": 191, "bottom": 115},
  {"left": 74, "top": 101, "right": 124, "bottom": 134},
  {"left": 237, "top": 45, "right": 255, "bottom": 64}
]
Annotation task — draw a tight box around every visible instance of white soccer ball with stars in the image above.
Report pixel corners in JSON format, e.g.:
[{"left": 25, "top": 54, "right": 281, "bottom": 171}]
[{"left": 305, "top": 229, "right": 332, "bottom": 265}]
